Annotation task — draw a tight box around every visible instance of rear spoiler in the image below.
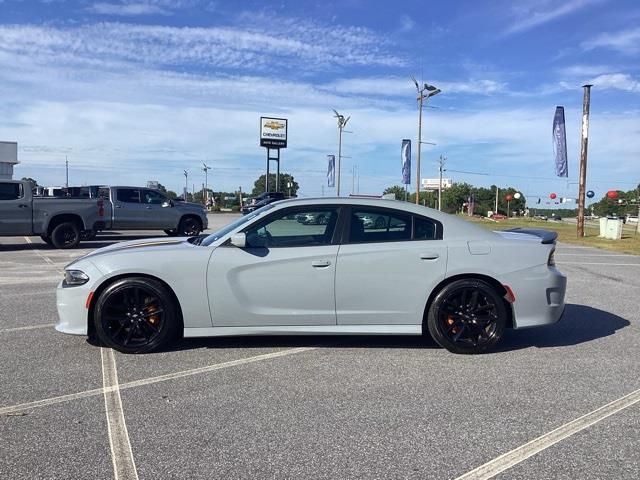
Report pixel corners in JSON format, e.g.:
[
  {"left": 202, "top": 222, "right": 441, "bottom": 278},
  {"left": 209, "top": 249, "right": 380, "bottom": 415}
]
[{"left": 504, "top": 228, "right": 558, "bottom": 244}]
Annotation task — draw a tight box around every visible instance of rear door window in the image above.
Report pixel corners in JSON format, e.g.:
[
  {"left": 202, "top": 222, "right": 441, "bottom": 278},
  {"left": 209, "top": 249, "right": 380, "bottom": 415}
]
[
  {"left": 0, "top": 182, "right": 22, "bottom": 200},
  {"left": 116, "top": 188, "right": 141, "bottom": 203}
]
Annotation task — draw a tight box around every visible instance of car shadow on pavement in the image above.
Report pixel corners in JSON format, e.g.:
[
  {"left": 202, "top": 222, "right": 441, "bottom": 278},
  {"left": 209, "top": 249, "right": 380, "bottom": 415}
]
[
  {"left": 169, "top": 334, "right": 440, "bottom": 352},
  {"left": 168, "top": 303, "right": 629, "bottom": 353},
  {"left": 499, "top": 303, "right": 630, "bottom": 351}
]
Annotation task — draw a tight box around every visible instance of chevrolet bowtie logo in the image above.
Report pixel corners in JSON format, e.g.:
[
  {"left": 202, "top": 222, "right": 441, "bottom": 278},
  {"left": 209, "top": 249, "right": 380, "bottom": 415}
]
[{"left": 264, "top": 121, "right": 285, "bottom": 130}]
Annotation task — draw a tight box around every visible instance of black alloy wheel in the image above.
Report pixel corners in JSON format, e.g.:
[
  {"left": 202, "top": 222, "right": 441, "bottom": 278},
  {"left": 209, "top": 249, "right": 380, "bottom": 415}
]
[
  {"left": 164, "top": 229, "right": 179, "bottom": 236},
  {"left": 374, "top": 216, "right": 386, "bottom": 229},
  {"left": 178, "top": 217, "right": 202, "bottom": 236},
  {"left": 50, "top": 222, "right": 81, "bottom": 249},
  {"left": 427, "top": 279, "right": 507, "bottom": 354},
  {"left": 94, "top": 277, "right": 179, "bottom": 354}
]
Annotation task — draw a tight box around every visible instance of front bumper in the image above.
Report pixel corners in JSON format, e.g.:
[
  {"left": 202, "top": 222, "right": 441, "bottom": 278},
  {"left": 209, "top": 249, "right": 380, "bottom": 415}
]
[
  {"left": 55, "top": 261, "right": 103, "bottom": 336},
  {"left": 503, "top": 265, "right": 567, "bottom": 329}
]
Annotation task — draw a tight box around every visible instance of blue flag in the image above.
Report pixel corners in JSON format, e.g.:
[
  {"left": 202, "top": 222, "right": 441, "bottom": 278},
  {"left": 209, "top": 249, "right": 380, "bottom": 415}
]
[
  {"left": 553, "top": 106, "right": 568, "bottom": 177},
  {"left": 401, "top": 139, "right": 411, "bottom": 185},
  {"left": 327, "top": 155, "right": 335, "bottom": 188}
]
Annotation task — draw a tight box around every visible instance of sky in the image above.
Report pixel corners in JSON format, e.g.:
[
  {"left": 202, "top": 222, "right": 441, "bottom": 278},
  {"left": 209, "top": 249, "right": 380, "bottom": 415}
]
[{"left": 0, "top": 0, "right": 639, "bottom": 204}]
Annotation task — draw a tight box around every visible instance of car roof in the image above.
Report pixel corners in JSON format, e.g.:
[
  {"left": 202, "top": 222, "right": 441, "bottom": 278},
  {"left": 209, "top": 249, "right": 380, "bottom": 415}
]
[{"left": 267, "top": 197, "right": 498, "bottom": 240}]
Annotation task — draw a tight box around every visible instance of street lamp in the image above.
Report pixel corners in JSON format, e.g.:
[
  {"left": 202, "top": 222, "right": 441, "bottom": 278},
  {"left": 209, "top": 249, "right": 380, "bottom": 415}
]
[
  {"left": 183, "top": 170, "right": 188, "bottom": 200},
  {"left": 332, "top": 109, "right": 350, "bottom": 196},
  {"left": 202, "top": 163, "right": 211, "bottom": 205},
  {"left": 412, "top": 77, "right": 441, "bottom": 205}
]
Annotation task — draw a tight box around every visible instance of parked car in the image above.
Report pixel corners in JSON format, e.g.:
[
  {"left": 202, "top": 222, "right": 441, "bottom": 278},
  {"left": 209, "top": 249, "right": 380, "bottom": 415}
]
[
  {"left": 56, "top": 197, "right": 566, "bottom": 355},
  {"left": 241, "top": 191, "right": 286, "bottom": 215},
  {"left": 490, "top": 213, "right": 507, "bottom": 220}
]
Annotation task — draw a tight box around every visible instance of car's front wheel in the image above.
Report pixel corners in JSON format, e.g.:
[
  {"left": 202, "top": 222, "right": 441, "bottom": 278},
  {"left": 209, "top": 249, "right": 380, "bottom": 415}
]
[
  {"left": 178, "top": 216, "right": 202, "bottom": 236},
  {"left": 93, "top": 277, "right": 180, "bottom": 354},
  {"left": 427, "top": 279, "right": 507, "bottom": 354}
]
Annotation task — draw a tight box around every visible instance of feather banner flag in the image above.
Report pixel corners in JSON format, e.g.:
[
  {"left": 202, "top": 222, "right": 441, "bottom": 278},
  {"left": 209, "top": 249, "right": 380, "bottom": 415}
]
[
  {"left": 327, "top": 155, "right": 335, "bottom": 187},
  {"left": 553, "top": 106, "right": 568, "bottom": 177},
  {"left": 401, "top": 139, "right": 411, "bottom": 185}
]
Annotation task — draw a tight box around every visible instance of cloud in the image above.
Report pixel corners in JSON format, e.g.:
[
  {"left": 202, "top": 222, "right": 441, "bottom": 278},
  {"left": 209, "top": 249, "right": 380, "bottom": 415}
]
[
  {"left": 504, "top": 0, "right": 602, "bottom": 35},
  {"left": 398, "top": 15, "right": 415, "bottom": 32},
  {"left": 324, "top": 77, "right": 507, "bottom": 97},
  {"left": 589, "top": 73, "right": 640, "bottom": 92},
  {"left": 583, "top": 27, "right": 640, "bottom": 54},
  {"left": 0, "top": 21, "right": 403, "bottom": 71},
  {"left": 88, "top": 3, "right": 171, "bottom": 16}
]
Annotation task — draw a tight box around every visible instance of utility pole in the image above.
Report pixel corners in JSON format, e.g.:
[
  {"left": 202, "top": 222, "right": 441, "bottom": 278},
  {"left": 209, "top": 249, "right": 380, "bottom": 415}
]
[
  {"left": 203, "top": 163, "right": 211, "bottom": 205},
  {"left": 239, "top": 186, "right": 243, "bottom": 208},
  {"left": 438, "top": 155, "right": 446, "bottom": 211},
  {"left": 577, "top": 85, "right": 593, "bottom": 238},
  {"left": 412, "top": 77, "right": 441, "bottom": 205},
  {"left": 65, "top": 156, "right": 69, "bottom": 188},
  {"left": 183, "top": 170, "right": 188, "bottom": 200},
  {"left": 333, "top": 109, "right": 350, "bottom": 196},
  {"left": 495, "top": 186, "right": 499, "bottom": 213}
]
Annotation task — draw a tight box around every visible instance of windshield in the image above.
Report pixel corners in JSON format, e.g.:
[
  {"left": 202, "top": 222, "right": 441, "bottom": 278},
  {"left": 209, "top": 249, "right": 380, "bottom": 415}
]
[{"left": 200, "top": 204, "right": 274, "bottom": 246}]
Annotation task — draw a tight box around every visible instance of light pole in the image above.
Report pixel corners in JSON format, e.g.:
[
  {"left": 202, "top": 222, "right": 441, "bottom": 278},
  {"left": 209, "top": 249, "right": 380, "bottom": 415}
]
[
  {"left": 438, "top": 155, "right": 446, "bottom": 211},
  {"left": 333, "top": 109, "right": 350, "bottom": 196},
  {"left": 203, "top": 162, "right": 211, "bottom": 205},
  {"left": 412, "top": 77, "right": 441, "bottom": 205},
  {"left": 183, "top": 170, "right": 188, "bottom": 200}
]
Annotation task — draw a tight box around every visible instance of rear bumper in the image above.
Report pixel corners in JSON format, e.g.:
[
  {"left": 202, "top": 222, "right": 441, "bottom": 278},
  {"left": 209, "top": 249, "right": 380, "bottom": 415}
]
[{"left": 503, "top": 265, "right": 567, "bottom": 329}]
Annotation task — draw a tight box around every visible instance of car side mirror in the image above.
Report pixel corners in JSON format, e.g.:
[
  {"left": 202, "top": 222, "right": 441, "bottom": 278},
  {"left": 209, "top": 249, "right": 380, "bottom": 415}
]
[{"left": 230, "top": 232, "right": 246, "bottom": 248}]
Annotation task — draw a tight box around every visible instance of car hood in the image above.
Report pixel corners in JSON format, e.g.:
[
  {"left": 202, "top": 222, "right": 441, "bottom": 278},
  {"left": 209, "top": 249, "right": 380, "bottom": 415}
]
[{"left": 67, "top": 237, "right": 193, "bottom": 267}]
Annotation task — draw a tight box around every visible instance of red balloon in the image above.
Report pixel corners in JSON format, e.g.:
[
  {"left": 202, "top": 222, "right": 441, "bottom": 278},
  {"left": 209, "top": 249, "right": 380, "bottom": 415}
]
[
  {"left": 607, "top": 190, "right": 619, "bottom": 199},
  {"left": 549, "top": 193, "right": 557, "bottom": 199},
  {"left": 505, "top": 194, "right": 513, "bottom": 201}
]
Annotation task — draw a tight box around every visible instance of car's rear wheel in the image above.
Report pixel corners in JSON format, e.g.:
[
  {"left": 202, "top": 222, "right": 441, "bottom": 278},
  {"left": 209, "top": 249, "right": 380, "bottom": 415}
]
[
  {"left": 81, "top": 230, "right": 97, "bottom": 241},
  {"left": 164, "top": 229, "right": 178, "bottom": 236},
  {"left": 427, "top": 279, "right": 506, "bottom": 354},
  {"left": 178, "top": 216, "right": 202, "bottom": 236},
  {"left": 93, "top": 277, "right": 180, "bottom": 354},
  {"left": 50, "top": 222, "right": 81, "bottom": 249}
]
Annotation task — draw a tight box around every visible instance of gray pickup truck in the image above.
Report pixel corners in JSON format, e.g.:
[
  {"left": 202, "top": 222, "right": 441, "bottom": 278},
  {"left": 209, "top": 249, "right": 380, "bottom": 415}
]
[
  {"left": 0, "top": 181, "right": 208, "bottom": 248},
  {"left": 0, "top": 180, "right": 108, "bottom": 248}
]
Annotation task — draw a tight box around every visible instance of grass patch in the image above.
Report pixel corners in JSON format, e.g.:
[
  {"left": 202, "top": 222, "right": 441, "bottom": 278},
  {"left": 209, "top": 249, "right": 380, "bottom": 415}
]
[{"left": 463, "top": 217, "right": 640, "bottom": 255}]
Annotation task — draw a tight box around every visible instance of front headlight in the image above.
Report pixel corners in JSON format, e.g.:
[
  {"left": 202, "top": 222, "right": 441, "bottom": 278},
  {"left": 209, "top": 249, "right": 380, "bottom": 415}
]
[{"left": 64, "top": 269, "right": 89, "bottom": 286}]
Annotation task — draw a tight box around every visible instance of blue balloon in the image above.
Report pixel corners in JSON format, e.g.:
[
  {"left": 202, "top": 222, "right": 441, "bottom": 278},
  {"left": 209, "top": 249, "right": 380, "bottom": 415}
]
[{"left": 586, "top": 190, "right": 595, "bottom": 198}]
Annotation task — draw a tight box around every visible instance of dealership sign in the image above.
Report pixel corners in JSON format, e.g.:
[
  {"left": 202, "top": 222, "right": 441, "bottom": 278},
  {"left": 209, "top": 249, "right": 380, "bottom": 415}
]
[{"left": 260, "top": 117, "right": 288, "bottom": 148}]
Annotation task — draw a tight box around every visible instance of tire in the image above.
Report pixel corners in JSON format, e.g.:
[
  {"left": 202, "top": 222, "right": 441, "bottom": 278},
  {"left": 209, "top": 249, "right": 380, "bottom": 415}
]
[
  {"left": 427, "top": 279, "right": 507, "bottom": 354},
  {"left": 374, "top": 216, "right": 386, "bottom": 229},
  {"left": 93, "top": 277, "right": 180, "bottom": 354},
  {"left": 40, "top": 235, "right": 54, "bottom": 246},
  {"left": 317, "top": 214, "right": 328, "bottom": 225},
  {"left": 177, "top": 216, "right": 202, "bottom": 236},
  {"left": 50, "top": 222, "right": 81, "bottom": 249},
  {"left": 164, "top": 229, "right": 178, "bottom": 236}
]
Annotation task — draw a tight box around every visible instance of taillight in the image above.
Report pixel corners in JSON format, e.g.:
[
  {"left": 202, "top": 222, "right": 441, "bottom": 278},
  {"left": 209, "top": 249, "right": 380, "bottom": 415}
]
[{"left": 548, "top": 249, "right": 556, "bottom": 266}]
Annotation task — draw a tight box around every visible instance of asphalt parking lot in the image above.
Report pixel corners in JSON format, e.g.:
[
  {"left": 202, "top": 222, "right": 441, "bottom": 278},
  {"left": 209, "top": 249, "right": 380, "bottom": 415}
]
[{"left": 1, "top": 216, "right": 639, "bottom": 480}]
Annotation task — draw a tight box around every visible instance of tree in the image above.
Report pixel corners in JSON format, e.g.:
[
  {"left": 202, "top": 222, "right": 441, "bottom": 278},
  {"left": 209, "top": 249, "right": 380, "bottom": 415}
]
[
  {"left": 383, "top": 185, "right": 409, "bottom": 200},
  {"left": 251, "top": 173, "right": 299, "bottom": 197},
  {"left": 21, "top": 177, "right": 38, "bottom": 187}
]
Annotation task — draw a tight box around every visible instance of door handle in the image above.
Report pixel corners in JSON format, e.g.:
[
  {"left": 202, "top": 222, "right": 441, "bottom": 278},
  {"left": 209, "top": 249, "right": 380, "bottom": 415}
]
[
  {"left": 311, "top": 260, "right": 331, "bottom": 268},
  {"left": 18, "top": 204, "right": 29, "bottom": 208},
  {"left": 420, "top": 253, "right": 440, "bottom": 260},
  {"left": 115, "top": 205, "right": 123, "bottom": 208}
]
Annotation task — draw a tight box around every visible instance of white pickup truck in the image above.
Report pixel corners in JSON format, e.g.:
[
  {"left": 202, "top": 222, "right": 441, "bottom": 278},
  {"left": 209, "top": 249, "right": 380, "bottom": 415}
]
[{"left": 0, "top": 181, "right": 208, "bottom": 248}]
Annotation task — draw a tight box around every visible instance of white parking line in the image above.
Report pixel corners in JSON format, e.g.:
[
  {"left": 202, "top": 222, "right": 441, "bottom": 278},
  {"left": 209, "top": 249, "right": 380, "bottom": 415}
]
[
  {"left": 0, "top": 323, "right": 55, "bottom": 333},
  {"left": 101, "top": 348, "right": 138, "bottom": 480},
  {"left": 23, "top": 236, "right": 63, "bottom": 273},
  {"left": 454, "top": 387, "right": 640, "bottom": 480},
  {"left": 0, "top": 347, "right": 315, "bottom": 416},
  {"left": 558, "top": 262, "right": 640, "bottom": 266}
]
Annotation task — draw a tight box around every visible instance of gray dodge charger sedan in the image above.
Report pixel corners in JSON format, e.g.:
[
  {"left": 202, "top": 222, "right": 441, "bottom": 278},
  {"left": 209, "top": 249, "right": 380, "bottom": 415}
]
[{"left": 56, "top": 197, "right": 566, "bottom": 354}]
